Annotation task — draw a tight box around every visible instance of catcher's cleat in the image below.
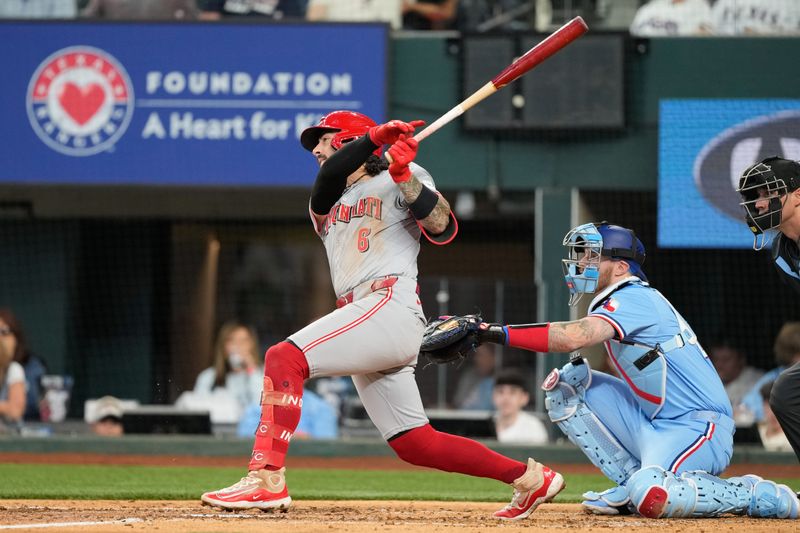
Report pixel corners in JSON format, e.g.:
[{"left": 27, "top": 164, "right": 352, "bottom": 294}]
[
  {"left": 581, "top": 486, "right": 633, "bottom": 516},
  {"left": 201, "top": 468, "right": 292, "bottom": 511},
  {"left": 494, "top": 458, "right": 565, "bottom": 521}
]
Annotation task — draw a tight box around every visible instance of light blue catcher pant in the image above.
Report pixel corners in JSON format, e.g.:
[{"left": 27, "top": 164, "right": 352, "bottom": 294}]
[
  {"left": 545, "top": 362, "right": 733, "bottom": 481},
  {"left": 542, "top": 361, "right": 794, "bottom": 519}
]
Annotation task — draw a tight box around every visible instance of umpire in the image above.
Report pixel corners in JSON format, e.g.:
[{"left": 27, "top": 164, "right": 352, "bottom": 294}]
[{"left": 738, "top": 156, "right": 800, "bottom": 462}]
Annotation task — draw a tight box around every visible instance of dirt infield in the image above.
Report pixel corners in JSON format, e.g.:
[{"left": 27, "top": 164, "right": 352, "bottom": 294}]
[
  {"left": 1, "top": 454, "right": 798, "bottom": 531},
  {"left": 0, "top": 499, "right": 792, "bottom": 533}
]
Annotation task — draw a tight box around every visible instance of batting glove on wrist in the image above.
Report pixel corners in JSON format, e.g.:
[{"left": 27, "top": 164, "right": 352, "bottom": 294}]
[
  {"left": 387, "top": 134, "right": 418, "bottom": 183},
  {"left": 369, "top": 119, "right": 425, "bottom": 146}
]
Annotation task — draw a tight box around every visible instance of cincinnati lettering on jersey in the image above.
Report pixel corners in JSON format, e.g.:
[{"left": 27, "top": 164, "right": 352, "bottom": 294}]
[{"left": 321, "top": 196, "right": 382, "bottom": 235}]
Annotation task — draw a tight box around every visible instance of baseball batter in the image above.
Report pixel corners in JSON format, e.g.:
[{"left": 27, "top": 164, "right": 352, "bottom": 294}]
[
  {"left": 201, "top": 111, "right": 564, "bottom": 520},
  {"left": 471, "top": 222, "right": 799, "bottom": 519}
]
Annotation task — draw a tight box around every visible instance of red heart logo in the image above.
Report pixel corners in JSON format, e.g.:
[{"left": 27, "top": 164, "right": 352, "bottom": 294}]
[{"left": 58, "top": 82, "right": 105, "bottom": 126}]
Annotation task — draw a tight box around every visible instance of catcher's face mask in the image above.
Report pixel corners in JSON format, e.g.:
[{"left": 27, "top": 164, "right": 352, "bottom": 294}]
[
  {"left": 562, "top": 223, "right": 603, "bottom": 307},
  {"left": 737, "top": 162, "right": 787, "bottom": 250}
]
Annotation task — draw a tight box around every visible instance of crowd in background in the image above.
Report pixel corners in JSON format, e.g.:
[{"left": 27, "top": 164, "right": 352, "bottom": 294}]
[
  {"left": 3, "top": 301, "right": 796, "bottom": 452},
  {"left": 1, "top": 0, "right": 799, "bottom": 36}
]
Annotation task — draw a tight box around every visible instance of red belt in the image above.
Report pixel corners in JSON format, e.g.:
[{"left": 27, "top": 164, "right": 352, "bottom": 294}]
[
  {"left": 335, "top": 276, "right": 421, "bottom": 309},
  {"left": 336, "top": 276, "right": 398, "bottom": 309}
]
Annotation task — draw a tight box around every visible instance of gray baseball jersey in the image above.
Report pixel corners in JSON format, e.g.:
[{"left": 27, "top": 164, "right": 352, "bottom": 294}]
[
  {"left": 316, "top": 162, "right": 435, "bottom": 297},
  {"left": 289, "top": 162, "right": 439, "bottom": 439}
]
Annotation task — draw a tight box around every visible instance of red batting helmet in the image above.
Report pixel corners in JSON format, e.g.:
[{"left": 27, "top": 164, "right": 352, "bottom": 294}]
[{"left": 300, "top": 111, "right": 380, "bottom": 155}]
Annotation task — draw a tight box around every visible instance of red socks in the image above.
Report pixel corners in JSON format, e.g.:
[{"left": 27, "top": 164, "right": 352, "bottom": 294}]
[
  {"left": 388, "top": 424, "right": 526, "bottom": 483},
  {"left": 249, "top": 341, "right": 309, "bottom": 471}
]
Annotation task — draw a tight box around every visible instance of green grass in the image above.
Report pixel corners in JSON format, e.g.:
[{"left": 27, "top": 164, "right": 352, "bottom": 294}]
[{"left": 0, "top": 464, "right": 797, "bottom": 502}]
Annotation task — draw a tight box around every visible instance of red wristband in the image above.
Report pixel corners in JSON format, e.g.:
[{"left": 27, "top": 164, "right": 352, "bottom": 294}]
[{"left": 506, "top": 323, "right": 550, "bottom": 353}]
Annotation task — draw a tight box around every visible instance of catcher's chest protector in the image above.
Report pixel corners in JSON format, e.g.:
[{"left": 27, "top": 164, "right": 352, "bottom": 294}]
[
  {"left": 602, "top": 288, "right": 698, "bottom": 420},
  {"left": 604, "top": 340, "right": 667, "bottom": 419}
]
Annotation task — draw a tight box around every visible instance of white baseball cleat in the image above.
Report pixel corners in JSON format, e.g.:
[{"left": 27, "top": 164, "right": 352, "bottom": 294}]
[
  {"left": 201, "top": 468, "right": 292, "bottom": 511},
  {"left": 494, "top": 458, "right": 565, "bottom": 520}
]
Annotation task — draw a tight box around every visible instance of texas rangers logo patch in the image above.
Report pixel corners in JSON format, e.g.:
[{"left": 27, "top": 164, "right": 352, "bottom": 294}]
[
  {"left": 541, "top": 368, "right": 560, "bottom": 391},
  {"left": 26, "top": 46, "right": 134, "bottom": 156},
  {"left": 602, "top": 298, "right": 619, "bottom": 313}
]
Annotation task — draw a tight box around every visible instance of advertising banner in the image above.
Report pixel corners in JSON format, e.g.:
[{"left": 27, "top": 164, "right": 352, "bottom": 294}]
[
  {"left": 0, "top": 21, "right": 387, "bottom": 186},
  {"left": 659, "top": 99, "right": 800, "bottom": 248}
]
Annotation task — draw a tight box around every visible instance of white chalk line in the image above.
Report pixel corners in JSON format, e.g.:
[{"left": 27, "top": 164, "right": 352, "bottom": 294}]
[{"left": 0, "top": 518, "right": 142, "bottom": 530}]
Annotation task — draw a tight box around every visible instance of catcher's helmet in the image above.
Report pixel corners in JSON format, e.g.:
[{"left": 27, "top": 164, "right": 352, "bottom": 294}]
[
  {"left": 562, "top": 222, "right": 647, "bottom": 306},
  {"left": 300, "top": 110, "right": 380, "bottom": 155},
  {"left": 737, "top": 156, "right": 800, "bottom": 250}
]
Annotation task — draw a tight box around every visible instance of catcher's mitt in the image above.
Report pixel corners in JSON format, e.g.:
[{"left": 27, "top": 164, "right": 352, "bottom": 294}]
[{"left": 419, "top": 314, "right": 482, "bottom": 365}]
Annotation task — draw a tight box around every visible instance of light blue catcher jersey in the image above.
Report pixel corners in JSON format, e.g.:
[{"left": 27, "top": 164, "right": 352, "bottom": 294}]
[{"left": 588, "top": 277, "right": 732, "bottom": 420}]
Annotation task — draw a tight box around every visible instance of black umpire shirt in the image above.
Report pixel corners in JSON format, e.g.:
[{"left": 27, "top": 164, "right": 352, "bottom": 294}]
[{"left": 772, "top": 233, "right": 800, "bottom": 294}]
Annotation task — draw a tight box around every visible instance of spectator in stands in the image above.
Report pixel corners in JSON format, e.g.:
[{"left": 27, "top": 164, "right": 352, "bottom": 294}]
[
  {"left": 707, "top": 338, "right": 764, "bottom": 415},
  {"left": 737, "top": 322, "right": 800, "bottom": 426},
  {"left": 80, "top": 0, "right": 197, "bottom": 19},
  {"left": 307, "top": 0, "right": 404, "bottom": 30},
  {"left": 402, "top": 0, "right": 459, "bottom": 30},
  {"left": 455, "top": 0, "right": 539, "bottom": 33},
  {"left": 0, "top": 0, "right": 76, "bottom": 18},
  {"left": 492, "top": 369, "right": 548, "bottom": 445},
  {"left": 313, "top": 376, "right": 355, "bottom": 418},
  {"left": 758, "top": 381, "right": 792, "bottom": 452},
  {"left": 0, "top": 331, "right": 26, "bottom": 430},
  {"left": 197, "top": 0, "right": 306, "bottom": 20},
  {"left": 0, "top": 309, "right": 46, "bottom": 422},
  {"left": 452, "top": 344, "right": 496, "bottom": 411},
  {"left": 193, "top": 320, "right": 263, "bottom": 414},
  {"left": 85, "top": 395, "right": 126, "bottom": 437},
  {"left": 629, "top": 0, "right": 712, "bottom": 37},
  {"left": 711, "top": 0, "right": 800, "bottom": 36}
]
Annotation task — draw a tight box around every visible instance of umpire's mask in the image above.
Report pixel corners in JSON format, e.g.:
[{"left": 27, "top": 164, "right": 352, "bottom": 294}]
[{"left": 737, "top": 157, "right": 800, "bottom": 251}]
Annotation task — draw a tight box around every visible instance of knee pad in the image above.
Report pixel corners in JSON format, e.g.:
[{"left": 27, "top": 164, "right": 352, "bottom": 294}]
[
  {"left": 627, "top": 466, "right": 751, "bottom": 518},
  {"left": 559, "top": 358, "right": 592, "bottom": 390},
  {"left": 265, "top": 341, "right": 310, "bottom": 383},
  {"left": 545, "top": 382, "right": 638, "bottom": 485},
  {"left": 542, "top": 357, "right": 591, "bottom": 422}
]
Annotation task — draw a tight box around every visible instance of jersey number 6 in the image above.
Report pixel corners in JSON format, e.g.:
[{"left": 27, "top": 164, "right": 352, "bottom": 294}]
[{"left": 357, "top": 228, "right": 371, "bottom": 253}]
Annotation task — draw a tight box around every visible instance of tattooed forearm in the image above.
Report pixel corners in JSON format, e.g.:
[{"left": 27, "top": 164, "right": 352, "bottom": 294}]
[
  {"left": 548, "top": 317, "right": 615, "bottom": 352},
  {"left": 397, "top": 175, "right": 451, "bottom": 234},
  {"left": 397, "top": 174, "right": 423, "bottom": 202},
  {"left": 424, "top": 196, "right": 451, "bottom": 234}
]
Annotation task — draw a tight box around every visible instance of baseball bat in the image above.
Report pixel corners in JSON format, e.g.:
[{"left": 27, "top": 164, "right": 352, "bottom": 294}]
[{"left": 386, "top": 16, "right": 588, "bottom": 162}]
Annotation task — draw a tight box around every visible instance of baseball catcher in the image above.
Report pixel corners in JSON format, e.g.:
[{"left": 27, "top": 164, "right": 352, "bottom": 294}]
[{"left": 428, "top": 222, "right": 798, "bottom": 520}]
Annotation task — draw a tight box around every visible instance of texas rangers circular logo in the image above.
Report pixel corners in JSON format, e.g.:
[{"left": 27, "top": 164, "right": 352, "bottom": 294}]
[{"left": 26, "top": 46, "right": 134, "bottom": 156}]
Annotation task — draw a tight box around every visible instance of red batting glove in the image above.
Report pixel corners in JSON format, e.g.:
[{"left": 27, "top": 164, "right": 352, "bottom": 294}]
[
  {"left": 387, "top": 134, "right": 418, "bottom": 183},
  {"left": 368, "top": 119, "right": 425, "bottom": 146}
]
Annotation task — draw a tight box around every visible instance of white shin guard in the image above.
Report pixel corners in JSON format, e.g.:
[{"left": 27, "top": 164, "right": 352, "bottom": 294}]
[{"left": 545, "top": 379, "right": 639, "bottom": 485}]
